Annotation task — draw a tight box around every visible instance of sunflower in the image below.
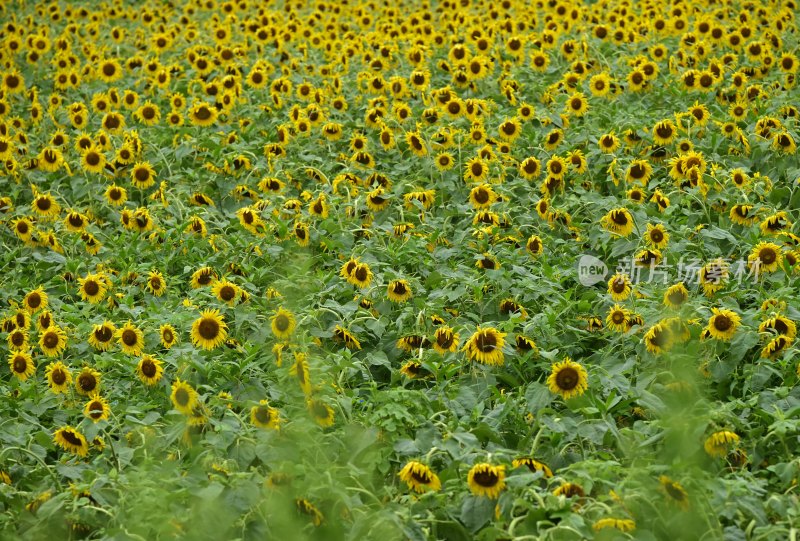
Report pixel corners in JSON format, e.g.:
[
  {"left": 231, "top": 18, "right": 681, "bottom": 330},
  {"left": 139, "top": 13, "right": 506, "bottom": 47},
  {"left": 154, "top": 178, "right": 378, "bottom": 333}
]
[
  {"left": 565, "top": 92, "right": 589, "bottom": 117},
  {"left": 525, "top": 235, "right": 543, "bottom": 257},
  {"left": 553, "top": 482, "right": 585, "bottom": 498},
  {"left": 333, "top": 325, "right": 361, "bottom": 350},
  {"left": 387, "top": 279, "right": 412, "bottom": 303},
  {"left": 396, "top": 335, "right": 431, "bottom": 352},
  {"left": 130, "top": 161, "right": 156, "bottom": 189},
  {"left": 39, "top": 325, "right": 67, "bottom": 357},
  {"left": 117, "top": 321, "right": 144, "bottom": 356},
  {"left": 462, "top": 326, "right": 506, "bottom": 366},
  {"left": 211, "top": 279, "right": 240, "bottom": 306},
  {"left": 659, "top": 475, "right": 689, "bottom": 510},
  {"left": 53, "top": 426, "right": 89, "bottom": 457},
  {"left": 748, "top": 242, "right": 783, "bottom": 273},
  {"left": 593, "top": 518, "right": 635, "bottom": 532},
  {"left": 644, "top": 322, "right": 672, "bottom": 354},
  {"left": 7, "top": 328, "right": 28, "bottom": 351},
  {"left": 706, "top": 308, "right": 741, "bottom": 341},
  {"left": 761, "top": 335, "right": 793, "bottom": 359},
  {"left": 75, "top": 367, "right": 101, "bottom": 395},
  {"left": 607, "top": 273, "right": 632, "bottom": 301},
  {"left": 664, "top": 282, "right": 689, "bottom": 309},
  {"left": 8, "top": 350, "right": 35, "bottom": 381},
  {"left": 159, "top": 324, "right": 178, "bottom": 349},
  {"left": 144, "top": 270, "right": 167, "bottom": 296},
  {"left": 294, "top": 221, "right": 310, "bottom": 246},
  {"left": 87, "top": 321, "right": 116, "bottom": 351},
  {"left": 11, "top": 217, "right": 35, "bottom": 242},
  {"left": 467, "top": 463, "right": 506, "bottom": 499},
  {"left": 644, "top": 223, "right": 669, "bottom": 249},
  {"left": 759, "top": 316, "right": 797, "bottom": 340},
  {"left": 191, "top": 309, "right": 228, "bottom": 350},
  {"left": 251, "top": 400, "right": 280, "bottom": 429},
  {"left": 547, "top": 357, "right": 588, "bottom": 399},
  {"left": 78, "top": 273, "right": 108, "bottom": 304},
  {"left": 601, "top": 208, "right": 635, "bottom": 236},
  {"left": 308, "top": 398, "right": 335, "bottom": 427},
  {"left": 104, "top": 184, "right": 127, "bottom": 206},
  {"left": 606, "top": 304, "right": 631, "bottom": 332},
  {"left": 468, "top": 184, "right": 497, "bottom": 209},
  {"left": 190, "top": 266, "right": 217, "bottom": 288},
  {"left": 729, "top": 204, "right": 757, "bottom": 225},
  {"left": 704, "top": 430, "right": 740, "bottom": 458},
  {"left": 398, "top": 461, "right": 441, "bottom": 493},
  {"left": 45, "top": 361, "right": 72, "bottom": 393},
  {"left": 271, "top": 307, "right": 296, "bottom": 340},
  {"left": 464, "top": 157, "right": 489, "bottom": 182},
  {"left": 598, "top": 132, "right": 620, "bottom": 153},
  {"left": 84, "top": 393, "right": 110, "bottom": 423},
  {"left": 189, "top": 102, "right": 218, "bottom": 126},
  {"left": 433, "top": 326, "right": 460, "bottom": 354},
  {"left": 136, "top": 354, "right": 164, "bottom": 386},
  {"left": 23, "top": 287, "right": 48, "bottom": 313},
  {"left": 171, "top": 379, "right": 199, "bottom": 415},
  {"left": 37, "top": 147, "right": 65, "bottom": 173},
  {"left": 296, "top": 498, "right": 324, "bottom": 526},
  {"left": 349, "top": 263, "right": 373, "bottom": 289},
  {"left": 32, "top": 192, "right": 60, "bottom": 218},
  {"left": 519, "top": 156, "right": 541, "bottom": 180},
  {"left": 512, "top": 457, "right": 553, "bottom": 477},
  {"left": 700, "top": 259, "right": 729, "bottom": 296}
]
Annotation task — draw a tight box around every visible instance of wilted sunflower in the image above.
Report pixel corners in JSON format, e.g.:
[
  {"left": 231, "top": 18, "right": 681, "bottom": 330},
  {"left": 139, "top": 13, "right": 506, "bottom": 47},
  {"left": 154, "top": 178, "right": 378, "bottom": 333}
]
[
  {"left": 296, "top": 498, "right": 324, "bottom": 527},
  {"left": 553, "top": 482, "right": 585, "bottom": 498},
  {"left": 706, "top": 308, "right": 741, "bottom": 341},
  {"left": 704, "top": 430, "right": 740, "bottom": 458},
  {"left": 759, "top": 315, "right": 797, "bottom": 340},
  {"left": 39, "top": 325, "right": 67, "bottom": 357},
  {"left": 171, "top": 379, "right": 199, "bottom": 415},
  {"left": 398, "top": 461, "right": 441, "bottom": 493},
  {"left": 191, "top": 309, "right": 228, "bottom": 350},
  {"left": 117, "top": 321, "right": 144, "bottom": 356},
  {"left": 525, "top": 235, "right": 543, "bottom": 257},
  {"left": 760, "top": 335, "right": 793, "bottom": 359},
  {"left": 547, "top": 357, "right": 588, "bottom": 399},
  {"left": 308, "top": 398, "right": 335, "bottom": 427},
  {"left": 748, "top": 241, "right": 783, "bottom": 274},
  {"left": 84, "top": 393, "right": 110, "bottom": 423},
  {"left": 462, "top": 326, "right": 506, "bottom": 366},
  {"left": 190, "top": 266, "right": 217, "bottom": 288},
  {"left": 8, "top": 350, "right": 35, "bottom": 381},
  {"left": 659, "top": 476, "right": 689, "bottom": 510},
  {"left": 333, "top": 325, "right": 361, "bottom": 350},
  {"left": 53, "top": 426, "right": 89, "bottom": 457},
  {"left": 75, "top": 367, "right": 101, "bottom": 396},
  {"left": 512, "top": 457, "right": 553, "bottom": 477},
  {"left": 467, "top": 463, "right": 506, "bottom": 499},
  {"left": 136, "top": 354, "right": 164, "bottom": 386},
  {"left": 271, "top": 307, "right": 296, "bottom": 340},
  {"left": 251, "top": 400, "right": 280, "bottom": 429},
  {"left": 433, "top": 326, "right": 460, "bottom": 354},
  {"left": 387, "top": 279, "right": 412, "bottom": 303},
  {"left": 78, "top": 273, "right": 108, "bottom": 304},
  {"left": 601, "top": 208, "right": 635, "bottom": 236}
]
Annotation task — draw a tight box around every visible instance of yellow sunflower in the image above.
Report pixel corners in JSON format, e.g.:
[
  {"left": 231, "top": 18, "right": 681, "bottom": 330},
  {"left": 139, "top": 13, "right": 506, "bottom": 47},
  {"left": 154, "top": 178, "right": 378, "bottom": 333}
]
[
  {"left": 387, "top": 279, "right": 412, "bottom": 303},
  {"left": 271, "top": 307, "right": 296, "bottom": 340},
  {"left": 308, "top": 398, "right": 335, "bottom": 427},
  {"left": 8, "top": 350, "right": 35, "bottom": 381},
  {"left": 704, "top": 430, "right": 740, "bottom": 458},
  {"left": 705, "top": 308, "right": 741, "bottom": 341},
  {"left": 136, "top": 354, "right": 164, "bottom": 386},
  {"left": 74, "top": 367, "right": 101, "bottom": 396},
  {"left": 88, "top": 321, "right": 116, "bottom": 351},
  {"left": 748, "top": 242, "right": 783, "bottom": 274},
  {"left": 45, "top": 361, "right": 72, "bottom": 393},
  {"left": 191, "top": 309, "right": 228, "bottom": 350},
  {"left": 251, "top": 400, "right": 280, "bottom": 429},
  {"left": 39, "top": 325, "right": 67, "bottom": 357},
  {"left": 53, "top": 426, "right": 89, "bottom": 457},
  {"left": 159, "top": 324, "right": 179, "bottom": 349},
  {"left": 78, "top": 273, "right": 108, "bottom": 304},
  {"left": 601, "top": 208, "right": 635, "bottom": 236},
  {"left": 467, "top": 463, "right": 506, "bottom": 499},
  {"left": 23, "top": 287, "right": 48, "bottom": 313},
  {"left": 433, "top": 326, "right": 460, "bottom": 354},
  {"left": 398, "top": 461, "right": 441, "bottom": 493},
  {"left": 117, "top": 321, "right": 144, "bottom": 356},
  {"left": 547, "top": 357, "right": 588, "bottom": 399},
  {"left": 170, "top": 379, "right": 199, "bottom": 415},
  {"left": 83, "top": 393, "right": 111, "bottom": 423},
  {"left": 512, "top": 457, "right": 553, "bottom": 477},
  {"left": 462, "top": 326, "right": 506, "bottom": 366}
]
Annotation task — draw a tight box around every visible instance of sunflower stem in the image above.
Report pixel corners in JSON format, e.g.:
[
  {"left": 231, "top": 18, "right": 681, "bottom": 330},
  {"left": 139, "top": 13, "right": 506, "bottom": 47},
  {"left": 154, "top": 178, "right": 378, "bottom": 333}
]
[{"left": 0, "top": 446, "right": 62, "bottom": 490}]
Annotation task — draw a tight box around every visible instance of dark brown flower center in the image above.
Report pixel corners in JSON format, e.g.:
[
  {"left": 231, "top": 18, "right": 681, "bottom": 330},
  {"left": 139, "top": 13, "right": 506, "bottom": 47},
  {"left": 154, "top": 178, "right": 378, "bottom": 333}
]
[
  {"left": 43, "top": 332, "right": 59, "bottom": 349},
  {"left": 141, "top": 359, "right": 157, "bottom": 377},
  {"left": 274, "top": 314, "right": 290, "bottom": 332},
  {"left": 95, "top": 326, "right": 113, "bottom": 342},
  {"left": 714, "top": 315, "right": 731, "bottom": 332},
  {"left": 473, "top": 469, "right": 499, "bottom": 487},
  {"left": 556, "top": 366, "right": 578, "bottom": 390},
  {"left": 13, "top": 356, "right": 27, "bottom": 373},
  {"left": 254, "top": 406, "right": 272, "bottom": 424},
  {"left": 220, "top": 285, "right": 236, "bottom": 301},
  {"left": 198, "top": 318, "right": 220, "bottom": 339},
  {"left": 79, "top": 373, "right": 97, "bottom": 392},
  {"left": 84, "top": 280, "right": 100, "bottom": 296},
  {"left": 62, "top": 430, "right": 83, "bottom": 446},
  {"left": 122, "top": 329, "right": 138, "bottom": 346},
  {"left": 475, "top": 331, "right": 497, "bottom": 352}
]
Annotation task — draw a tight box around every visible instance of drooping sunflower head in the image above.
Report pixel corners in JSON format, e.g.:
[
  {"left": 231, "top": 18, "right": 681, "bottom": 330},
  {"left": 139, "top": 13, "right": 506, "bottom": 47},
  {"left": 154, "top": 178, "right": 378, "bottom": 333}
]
[
  {"left": 467, "top": 463, "right": 506, "bottom": 499},
  {"left": 53, "top": 426, "right": 89, "bottom": 457},
  {"left": 601, "top": 208, "right": 635, "bottom": 236},
  {"left": 398, "top": 461, "right": 441, "bottom": 493}
]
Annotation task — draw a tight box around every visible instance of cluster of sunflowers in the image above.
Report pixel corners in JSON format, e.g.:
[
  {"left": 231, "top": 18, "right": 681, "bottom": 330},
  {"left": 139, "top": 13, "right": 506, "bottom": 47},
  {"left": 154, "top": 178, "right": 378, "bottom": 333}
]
[{"left": 1, "top": 0, "right": 800, "bottom": 537}]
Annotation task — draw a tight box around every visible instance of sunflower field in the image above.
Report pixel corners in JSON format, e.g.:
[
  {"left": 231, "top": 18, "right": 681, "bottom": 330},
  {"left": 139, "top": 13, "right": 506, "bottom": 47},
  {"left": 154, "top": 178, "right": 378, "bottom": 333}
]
[{"left": 1, "top": 0, "right": 800, "bottom": 539}]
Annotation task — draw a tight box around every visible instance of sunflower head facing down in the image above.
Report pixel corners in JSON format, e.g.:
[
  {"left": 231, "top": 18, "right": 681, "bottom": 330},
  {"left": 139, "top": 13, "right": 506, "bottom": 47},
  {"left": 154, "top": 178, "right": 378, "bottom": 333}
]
[
  {"left": 191, "top": 309, "right": 228, "bottom": 350},
  {"left": 601, "top": 207, "right": 635, "bottom": 236},
  {"left": 462, "top": 326, "right": 506, "bottom": 366},
  {"left": 398, "top": 461, "right": 441, "bottom": 493},
  {"left": 54, "top": 426, "right": 89, "bottom": 457},
  {"left": 547, "top": 357, "right": 588, "bottom": 399},
  {"left": 467, "top": 463, "right": 506, "bottom": 499}
]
